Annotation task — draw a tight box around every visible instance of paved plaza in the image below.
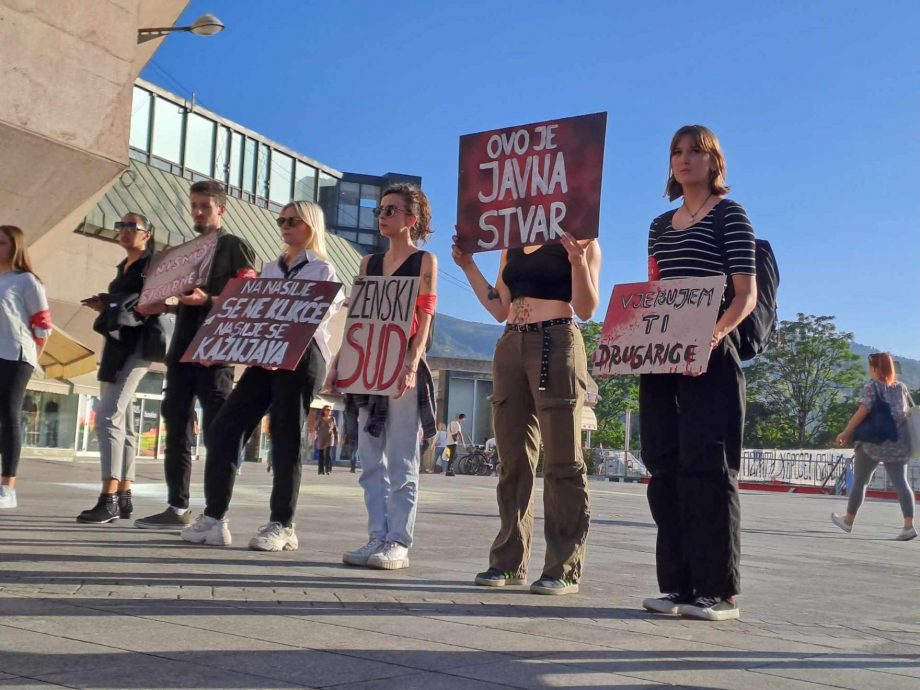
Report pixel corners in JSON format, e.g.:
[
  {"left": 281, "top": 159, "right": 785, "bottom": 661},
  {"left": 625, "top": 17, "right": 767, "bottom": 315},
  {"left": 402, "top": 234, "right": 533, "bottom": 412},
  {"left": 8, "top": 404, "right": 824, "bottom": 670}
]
[{"left": 1, "top": 456, "right": 918, "bottom": 689}]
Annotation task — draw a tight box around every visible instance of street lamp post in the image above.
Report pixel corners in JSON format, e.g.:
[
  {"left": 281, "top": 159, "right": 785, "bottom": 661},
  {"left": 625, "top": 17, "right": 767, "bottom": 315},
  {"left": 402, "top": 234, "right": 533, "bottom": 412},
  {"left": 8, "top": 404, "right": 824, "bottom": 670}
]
[{"left": 137, "top": 13, "right": 225, "bottom": 43}]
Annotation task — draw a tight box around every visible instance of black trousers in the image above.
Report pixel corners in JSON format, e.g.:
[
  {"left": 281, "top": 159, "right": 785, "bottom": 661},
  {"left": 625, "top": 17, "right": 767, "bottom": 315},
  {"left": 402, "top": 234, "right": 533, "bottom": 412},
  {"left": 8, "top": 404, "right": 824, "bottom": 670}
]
[
  {"left": 318, "top": 446, "right": 333, "bottom": 474},
  {"left": 204, "top": 342, "right": 324, "bottom": 526},
  {"left": 0, "top": 359, "right": 33, "bottom": 477},
  {"left": 163, "top": 361, "right": 234, "bottom": 509},
  {"left": 639, "top": 339, "right": 744, "bottom": 599}
]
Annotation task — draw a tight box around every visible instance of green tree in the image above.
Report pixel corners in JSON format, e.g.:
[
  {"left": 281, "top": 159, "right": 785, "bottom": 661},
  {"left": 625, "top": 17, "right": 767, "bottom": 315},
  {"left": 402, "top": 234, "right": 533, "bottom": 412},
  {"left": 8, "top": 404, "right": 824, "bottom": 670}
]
[
  {"left": 581, "top": 322, "right": 640, "bottom": 450},
  {"left": 745, "top": 314, "right": 863, "bottom": 448}
]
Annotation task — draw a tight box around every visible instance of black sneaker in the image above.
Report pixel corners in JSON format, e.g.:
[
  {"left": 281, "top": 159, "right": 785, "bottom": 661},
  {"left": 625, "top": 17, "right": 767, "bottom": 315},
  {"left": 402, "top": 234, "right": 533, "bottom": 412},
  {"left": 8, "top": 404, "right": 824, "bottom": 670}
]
[
  {"left": 117, "top": 490, "right": 133, "bottom": 519},
  {"left": 677, "top": 596, "right": 740, "bottom": 621},
  {"left": 76, "top": 494, "right": 119, "bottom": 524},
  {"left": 474, "top": 568, "right": 527, "bottom": 587},
  {"left": 642, "top": 592, "right": 694, "bottom": 614},
  {"left": 134, "top": 507, "right": 194, "bottom": 531}
]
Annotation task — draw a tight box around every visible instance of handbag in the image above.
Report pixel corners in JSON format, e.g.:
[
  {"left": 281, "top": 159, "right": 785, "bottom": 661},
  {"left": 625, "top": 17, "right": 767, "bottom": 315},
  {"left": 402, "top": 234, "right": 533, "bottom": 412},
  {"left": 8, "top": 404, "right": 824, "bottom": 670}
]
[
  {"left": 905, "top": 392, "right": 920, "bottom": 460},
  {"left": 853, "top": 380, "right": 898, "bottom": 444}
]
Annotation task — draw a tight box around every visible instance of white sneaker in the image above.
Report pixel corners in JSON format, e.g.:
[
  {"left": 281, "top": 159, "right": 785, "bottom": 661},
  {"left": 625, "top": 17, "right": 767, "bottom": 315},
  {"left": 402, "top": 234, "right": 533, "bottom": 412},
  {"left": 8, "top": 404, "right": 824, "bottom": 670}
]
[
  {"left": 342, "top": 538, "right": 386, "bottom": 566},
  {"left": 895, "top": 526, "right": 918, "bottom": 541},
  {"left": 831, "top": 512, "right": 853, "bottom": 533},
  {"left": 367, "top": 541, "right": 410, "bottom": 570},
  {"left": 249, "top": 522, "right": 298, "bottom": 551},
  {"left": 0, "top": 485, "right": 16, "bottom": 509},
  {"left": 181, "top": 514, "right": 231, "bottom": 546}
]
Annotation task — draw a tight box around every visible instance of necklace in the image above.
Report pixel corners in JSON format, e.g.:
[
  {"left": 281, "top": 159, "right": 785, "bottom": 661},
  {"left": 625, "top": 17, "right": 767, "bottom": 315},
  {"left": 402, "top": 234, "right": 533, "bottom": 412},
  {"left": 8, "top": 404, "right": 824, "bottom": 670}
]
[{"left": 683, "top": 193, "right": 713, "bottom": 222}]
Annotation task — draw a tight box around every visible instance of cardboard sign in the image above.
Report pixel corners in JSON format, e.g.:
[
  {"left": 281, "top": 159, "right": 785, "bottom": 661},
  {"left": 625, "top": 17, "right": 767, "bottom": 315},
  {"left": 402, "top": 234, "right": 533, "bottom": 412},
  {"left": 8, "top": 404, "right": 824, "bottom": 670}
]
[
  {"left": 456, "top": 112, "right": 607, "bottom": 253},
  {"left": 138, "top": 232, "right": 219, "bottom": 307},
  {"left": 594, "top": 276, "right": 726, "bottom": 376},
  {"left": 181, "top": 277, "right": 342, "bottom": 370},
  {"left": 336, "top": 276, "right": 420, "bottom": 396}
]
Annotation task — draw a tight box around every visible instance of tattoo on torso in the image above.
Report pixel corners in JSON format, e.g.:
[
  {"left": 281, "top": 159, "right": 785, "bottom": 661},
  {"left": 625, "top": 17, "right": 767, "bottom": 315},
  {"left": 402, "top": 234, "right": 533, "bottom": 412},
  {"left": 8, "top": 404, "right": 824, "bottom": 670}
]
[{"left": 510, "top": 297, "right": 533, "bottom": 325}]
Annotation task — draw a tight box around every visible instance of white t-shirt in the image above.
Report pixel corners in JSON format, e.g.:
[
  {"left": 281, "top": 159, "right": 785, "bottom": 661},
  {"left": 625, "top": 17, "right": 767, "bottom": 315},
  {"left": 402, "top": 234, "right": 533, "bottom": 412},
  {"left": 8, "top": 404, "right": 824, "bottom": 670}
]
[
  {"left": 0, "top": 270, "right": 50, "bottom": 368},
  {"left": 485, "top": 438, "right": 496, "bottom": 453},
  {"left": 435, "top": 430, "right": 449, "bottom": 448},
  {"left": 448, "top": 420, "right": 463, "bottom": 443}
]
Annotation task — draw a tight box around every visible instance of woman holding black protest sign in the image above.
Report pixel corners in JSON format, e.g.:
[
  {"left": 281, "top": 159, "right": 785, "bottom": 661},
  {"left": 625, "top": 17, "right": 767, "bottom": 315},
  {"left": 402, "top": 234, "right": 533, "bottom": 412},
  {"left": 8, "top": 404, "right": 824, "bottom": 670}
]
[
  {"left": 832, "top": 352, "right": 915, "bottom": 540},
  {"left": 181, "top": 200, "right": 343, "bottom": 550},
  {"left": 329, "top": 183, "right": 438, "bottom": 571},
  {"left": 639, "top": 125, "right": 757, "bottom": 621},
  {"left": 451, "top": 224, "right": 600, "bottom": 596},
  {"left": 77, "top": 212, "right": 165, "bottom": 523}
]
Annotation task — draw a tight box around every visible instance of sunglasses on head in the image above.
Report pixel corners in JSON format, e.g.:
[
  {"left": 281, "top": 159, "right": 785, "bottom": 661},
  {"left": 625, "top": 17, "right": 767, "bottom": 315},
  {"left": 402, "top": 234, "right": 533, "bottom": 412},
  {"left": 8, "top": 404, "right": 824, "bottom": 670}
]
[
  {"left": 373, "top": 205, "right": 412, "bottom": 219},
  {"left": 276, "top": 217, "right": 302, "bottom": 228},
  {"left": 114, "top": 221, "right": 146, "bottom": 232}
]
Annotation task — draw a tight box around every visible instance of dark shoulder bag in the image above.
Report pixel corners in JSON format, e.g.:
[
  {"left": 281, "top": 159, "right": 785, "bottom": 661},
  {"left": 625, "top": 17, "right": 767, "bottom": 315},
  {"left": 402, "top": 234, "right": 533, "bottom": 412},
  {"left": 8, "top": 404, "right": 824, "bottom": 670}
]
[{"left": 853, "top": 380, "right": 898, "bottom": 443}]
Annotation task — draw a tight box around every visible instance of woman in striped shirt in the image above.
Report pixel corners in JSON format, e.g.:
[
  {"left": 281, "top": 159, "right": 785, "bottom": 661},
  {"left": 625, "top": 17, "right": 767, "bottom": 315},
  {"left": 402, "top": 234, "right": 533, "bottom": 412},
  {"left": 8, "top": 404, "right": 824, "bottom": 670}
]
[
  {"left": 0, "top": 226, "right": 52, "bottom": 509},
  {"left": 640, "top": 126, "right": 757, "bottom": 621}
]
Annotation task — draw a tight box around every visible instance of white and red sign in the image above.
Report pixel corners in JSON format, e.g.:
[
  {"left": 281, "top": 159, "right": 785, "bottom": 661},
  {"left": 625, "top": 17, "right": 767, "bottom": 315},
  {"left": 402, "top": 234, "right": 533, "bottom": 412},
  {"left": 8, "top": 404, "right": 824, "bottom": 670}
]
[
  {"left": 594, "top": 276, "right": 725, "bottom": 376},
  {"left": 139, "top": 232, "right": 219, "bottom": 307},
  {"left": 181, "top": 277, "right": 341, "bottom": 370},
  {"left": 336, "top": 276, "right": 419, "bottom": 396}
]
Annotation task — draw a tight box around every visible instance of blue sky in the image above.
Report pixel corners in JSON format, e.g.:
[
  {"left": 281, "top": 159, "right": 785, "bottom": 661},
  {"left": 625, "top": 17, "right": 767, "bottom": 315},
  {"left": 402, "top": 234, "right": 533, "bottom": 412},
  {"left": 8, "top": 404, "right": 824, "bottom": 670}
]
[{"left": 144, "top": 0, "right": 920, "bottom": 358}]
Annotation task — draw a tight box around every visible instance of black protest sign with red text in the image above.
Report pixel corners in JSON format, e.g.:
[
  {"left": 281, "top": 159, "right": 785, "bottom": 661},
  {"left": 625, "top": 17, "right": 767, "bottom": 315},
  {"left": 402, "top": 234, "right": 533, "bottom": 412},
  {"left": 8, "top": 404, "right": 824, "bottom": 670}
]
[{"left": 456, "top": 112, "right": 607, "bottom": 253}]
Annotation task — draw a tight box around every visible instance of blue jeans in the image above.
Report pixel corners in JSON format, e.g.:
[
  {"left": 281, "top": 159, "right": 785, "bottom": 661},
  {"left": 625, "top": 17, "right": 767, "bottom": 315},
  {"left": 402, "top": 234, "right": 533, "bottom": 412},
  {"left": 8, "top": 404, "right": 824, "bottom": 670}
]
[{"left": 357, "top": 392, "right": 421, "bottom": 547}]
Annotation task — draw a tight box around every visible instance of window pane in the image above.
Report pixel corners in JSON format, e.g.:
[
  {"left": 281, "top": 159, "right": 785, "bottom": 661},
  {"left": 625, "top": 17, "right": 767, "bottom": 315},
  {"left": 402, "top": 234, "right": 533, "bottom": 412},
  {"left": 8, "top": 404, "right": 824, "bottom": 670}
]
[
  {"left": 359, "top": 184, "right": 379, "bottom": 229},
  {"left": 257, "top": 145, "right": 270, "bottom": 199},
  {"left": 294, "top": 161, "right": 316, "bottom": 202},
  {"left": 229, "top": 132, "right": 243, "bottom": 188},
  {"left": 151, "top": 97, "right": 184, "bottom": 163},
  {"left": 185, "top": 113, "right": 214, "bottom": 175},
  {"left": 337, "top": 181, "right": 359, "bottom": 227},
  {"left": 318, "top": 172, "right": 338, "bottom": 223},
  {"left": 270, "top": 151, "right": 293, "bottom": 205},
  {"left": 243, "top": 138, "right": 256, "bottom": 194},
  {"left": 129, "top": 87, "right": 151, "bottom": 151},
  {"left": 214, "top": 126, "right": 229, "bottom": 183}
]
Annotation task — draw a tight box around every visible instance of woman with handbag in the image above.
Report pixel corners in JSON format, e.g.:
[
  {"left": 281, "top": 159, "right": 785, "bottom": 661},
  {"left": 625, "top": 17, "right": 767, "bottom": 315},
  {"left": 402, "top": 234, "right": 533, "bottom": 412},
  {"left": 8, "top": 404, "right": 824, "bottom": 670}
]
[
  {"left": 77, "top": 213, "right": 159, "bottom": 523},
  {"left": 833, "top": 352, "right": 916, "bottom": 540},
  {"left": 0, "top": 226, "right": 52, "bottom": 510}
]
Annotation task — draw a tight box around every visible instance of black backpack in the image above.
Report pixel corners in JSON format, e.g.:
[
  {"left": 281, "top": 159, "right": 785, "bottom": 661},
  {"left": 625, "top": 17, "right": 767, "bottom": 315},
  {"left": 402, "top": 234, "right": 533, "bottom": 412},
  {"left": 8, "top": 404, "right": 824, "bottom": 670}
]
[{"left": 713, "top": 202, "right": 779, "bottom": 361}]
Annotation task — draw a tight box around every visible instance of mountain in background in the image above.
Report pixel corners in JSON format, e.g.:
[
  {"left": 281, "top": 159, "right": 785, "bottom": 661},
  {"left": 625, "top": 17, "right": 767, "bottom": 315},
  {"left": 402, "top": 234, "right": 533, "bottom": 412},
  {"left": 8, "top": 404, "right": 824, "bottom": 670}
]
[{"left": 432, "top": 314, "right": 920, "bottom": 389}]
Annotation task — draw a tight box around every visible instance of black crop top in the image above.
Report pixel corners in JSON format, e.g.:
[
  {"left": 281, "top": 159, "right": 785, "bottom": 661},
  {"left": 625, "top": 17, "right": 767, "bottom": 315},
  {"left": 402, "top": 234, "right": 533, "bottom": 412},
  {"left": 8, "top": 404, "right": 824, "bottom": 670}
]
[{"left": 502, "top": 244, "right": 572, "bottom": 302}]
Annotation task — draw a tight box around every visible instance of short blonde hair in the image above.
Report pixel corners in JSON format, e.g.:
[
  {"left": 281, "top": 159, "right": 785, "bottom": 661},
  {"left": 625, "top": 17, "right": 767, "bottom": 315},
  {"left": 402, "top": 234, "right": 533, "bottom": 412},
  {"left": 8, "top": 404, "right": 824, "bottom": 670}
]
[
  {"left": 664, "top": 125, "right": 731, "bottom": 201},
  {"left": 282, "top": 200, "right": 328, "bottom": 259}
]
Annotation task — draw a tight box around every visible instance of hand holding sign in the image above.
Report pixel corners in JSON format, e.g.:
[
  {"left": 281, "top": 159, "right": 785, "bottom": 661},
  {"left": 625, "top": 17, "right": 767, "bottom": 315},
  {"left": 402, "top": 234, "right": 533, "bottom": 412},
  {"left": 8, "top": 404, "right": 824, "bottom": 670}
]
[{"left": 139, "top": 232, "right": 219, "bottom": 308}]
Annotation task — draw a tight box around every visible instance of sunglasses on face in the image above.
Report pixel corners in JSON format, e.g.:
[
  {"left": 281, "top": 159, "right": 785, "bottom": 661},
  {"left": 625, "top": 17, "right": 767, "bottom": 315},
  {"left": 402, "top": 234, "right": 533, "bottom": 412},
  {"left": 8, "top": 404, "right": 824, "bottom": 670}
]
[
  {"left": 114, "top": 221, "right": 146, "bottom": 232},
  {"left": 276, "top": 217, "right": 302, "bottom": 228},
  {"left": 372, "top": 205, "right": 411, "bottom": 219}
]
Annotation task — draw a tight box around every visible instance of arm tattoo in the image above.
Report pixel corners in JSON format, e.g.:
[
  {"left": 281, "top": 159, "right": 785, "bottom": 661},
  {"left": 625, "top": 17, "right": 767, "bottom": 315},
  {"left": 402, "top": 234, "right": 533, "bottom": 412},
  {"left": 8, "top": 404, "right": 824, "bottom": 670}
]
[
  {"left": 486, "top": 286, "right": 500, "bottom": 301},
  {"left": 423, "top": 271, "right": 432, "bottom": 289}
]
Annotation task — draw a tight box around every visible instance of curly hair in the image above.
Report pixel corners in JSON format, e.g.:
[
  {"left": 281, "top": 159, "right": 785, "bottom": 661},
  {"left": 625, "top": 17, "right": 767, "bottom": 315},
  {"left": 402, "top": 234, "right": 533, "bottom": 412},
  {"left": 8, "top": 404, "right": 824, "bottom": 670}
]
[{"left": 381, "top": 183, "right": 432, "bottom": 243}]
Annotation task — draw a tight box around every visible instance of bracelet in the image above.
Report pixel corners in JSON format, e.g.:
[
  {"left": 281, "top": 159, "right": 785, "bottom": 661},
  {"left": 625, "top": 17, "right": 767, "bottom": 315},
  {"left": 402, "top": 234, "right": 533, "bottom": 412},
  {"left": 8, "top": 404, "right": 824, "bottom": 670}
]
[{"left": 404, "top": 364, "right": 417, "bottom": 372}]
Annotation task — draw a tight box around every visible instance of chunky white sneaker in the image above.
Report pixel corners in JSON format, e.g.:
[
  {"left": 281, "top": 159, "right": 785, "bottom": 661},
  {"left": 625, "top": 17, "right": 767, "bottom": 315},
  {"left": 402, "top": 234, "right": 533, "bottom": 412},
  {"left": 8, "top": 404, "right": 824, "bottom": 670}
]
[
  {"left": 181, "top": 514, "right": 231, "bottom": 546},
  {"left": 895, "top": 526, "right": 918, "bottom": 541},
  {"left": 366, "top": 541, "right": 410, "bottom": 570},
  {"left": 643, "top": 592, "right": 694, "bottom": 614},
  {"left": 342, "top": 538, "right": 385, "bottom": 566},
  {"left": 249, "top": 522, "right": 298, "bottom": 551},
  {"left": 831, "top": 512, "right": 853, "bottom": 533},
  {"left": 0, "top": 485, "right": 17, "bottom": 509},
  {"left": 678, "top": 596, "right": 740, "bottom": 621}
]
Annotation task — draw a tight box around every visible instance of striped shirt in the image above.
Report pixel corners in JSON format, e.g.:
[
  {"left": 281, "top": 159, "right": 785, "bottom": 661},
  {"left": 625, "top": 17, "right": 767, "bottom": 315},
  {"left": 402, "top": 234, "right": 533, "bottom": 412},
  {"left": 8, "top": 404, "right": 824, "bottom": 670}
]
[{"left": 648, "top": 199, "right": 756, "bottom": 280}]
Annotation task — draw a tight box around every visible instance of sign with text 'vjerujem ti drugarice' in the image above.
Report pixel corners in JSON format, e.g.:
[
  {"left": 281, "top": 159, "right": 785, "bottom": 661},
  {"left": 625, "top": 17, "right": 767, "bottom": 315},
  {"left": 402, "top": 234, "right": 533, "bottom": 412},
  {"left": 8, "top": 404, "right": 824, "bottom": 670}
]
[
  {"left": 594, "top": 276, "right": 725, "bottom": 376},
  {"left": 456, "top": 112, "right": 607, "bottom": 253}
]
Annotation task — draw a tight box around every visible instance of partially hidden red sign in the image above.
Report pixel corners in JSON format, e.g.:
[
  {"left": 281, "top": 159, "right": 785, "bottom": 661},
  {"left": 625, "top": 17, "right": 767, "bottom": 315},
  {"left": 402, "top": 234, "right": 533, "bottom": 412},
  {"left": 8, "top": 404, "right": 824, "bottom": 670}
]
[
  {"left": 594, "top": 276, "right": 725, "bottom": 376},
  {"left": 138, "top": 232, "right": 218, "bottom": 307},
  {"left": 181, "top": 277, "right": 342, "bottom": 370},
  {"left": 456, "top": 111, "right": 607, "bottom": 253}
]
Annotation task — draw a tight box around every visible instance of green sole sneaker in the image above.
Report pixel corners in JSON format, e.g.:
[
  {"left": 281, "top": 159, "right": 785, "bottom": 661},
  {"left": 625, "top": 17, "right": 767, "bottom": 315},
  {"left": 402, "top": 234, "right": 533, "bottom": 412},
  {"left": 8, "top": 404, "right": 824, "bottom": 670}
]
[
  {"left": 474, "top": 569, "right": 527, "bottom": 587},
  {"left": 530, "top": 577, "right": 579, "bottom": 595}
]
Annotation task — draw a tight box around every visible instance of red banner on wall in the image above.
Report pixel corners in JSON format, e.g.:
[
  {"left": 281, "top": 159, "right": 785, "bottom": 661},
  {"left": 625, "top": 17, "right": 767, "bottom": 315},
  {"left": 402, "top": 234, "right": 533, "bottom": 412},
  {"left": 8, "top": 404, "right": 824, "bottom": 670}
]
[
  {"left": 456, "top": 112, "right": 607, "bottom": 253},
  {"left": 181, "top": 277, "right": 342, "bottom": 370}
]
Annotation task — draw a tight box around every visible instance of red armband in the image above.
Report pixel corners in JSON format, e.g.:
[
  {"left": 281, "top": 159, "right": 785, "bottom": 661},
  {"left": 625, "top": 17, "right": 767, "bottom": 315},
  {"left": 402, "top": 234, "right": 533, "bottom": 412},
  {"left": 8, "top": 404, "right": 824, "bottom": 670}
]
[
  {"left": 648, "top": 257, "right": 661, "bottom": 281},
  {"left": 236, "top": 267, "right": 258, "bottom": 280},
  {"left": 30, "top": 309, "right": 52, "bottom": 347},
  {"left": 416, "top": 294, "right": 438, "bottom": 315}
]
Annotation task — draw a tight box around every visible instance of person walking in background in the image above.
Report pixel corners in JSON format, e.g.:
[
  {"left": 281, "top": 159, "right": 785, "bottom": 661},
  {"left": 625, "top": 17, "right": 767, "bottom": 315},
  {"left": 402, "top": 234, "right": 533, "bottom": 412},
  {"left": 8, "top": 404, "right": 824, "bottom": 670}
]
[
  {"left": 445, "top": 413, "right": 467, "bottom": 477},
  {"left": 315, "top": 405, "right": 338, "bottom": 475},
  {"left": 833, "top": 352, "right": 916, "bottom": 541},
  {"left": 181, "top": 201, "right": 342, "bottom": 550},
  {"left": 135, "top": 181, "right": 256, "bottom": 530},
  {"left": 0, "top": 226, "right": 51, "bottom": 509},
  {"left": 639, "top": 125, "right": 757, "bottom": 621},
  {"left": 331, "top": 183, "right": 438, "bottom": 571},
  {"left": 451, "top": 205, "right": 600, "bottom": 596},
  {"left": 77, "top": 212, "right": 164, "bottom": 523},
  {"left": 433, "top": 423, "right": 448, "bottom": 472}
]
